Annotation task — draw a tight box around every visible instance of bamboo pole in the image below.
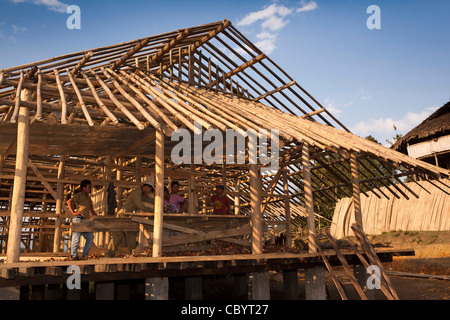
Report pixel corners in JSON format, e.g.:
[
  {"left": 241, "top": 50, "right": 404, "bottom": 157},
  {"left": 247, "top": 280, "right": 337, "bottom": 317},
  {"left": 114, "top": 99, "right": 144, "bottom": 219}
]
[
  {"left": 36, "top": 69, "right": 43, "bottom": 119},
  {"left": 6, "top": 88, "right": 30, "bottom": 263},
  {"left": 115, "top": 69, "right": 177, "bottom": 131},
  {"left": 79, "top": 71, "right": 118, "bottom": 124},
  {"left": 89, "top": 70, "right": 144, "bottom": 130},
  {"left": 71, "top": 51, "right": 94, "bottom": 76},
  {"left": 66, "top": 68, "right": 94, "bottom": 126},
  {"left": 111, "top": 38, "right": 150, "bottom": 70},
  {"left": 101, "top": 68, "right": 160, "bottom": 129},
  {"left": 283, "top": 167, "right": 292, "bottom": 248},
  {"left": 152, "top": 128, "right": 164, "bottom": 257},
  {"left": 53, "top": 69, "right": 67, "bottom": 124},
  {"left": 302, "top": 142, "right": 317, "bottom": 253},
  {"left": 10, "top": 71, "right": 24, "bottom": 123},
  {"left": 53, "top": 155, "right": 65, "bottom": 253}
]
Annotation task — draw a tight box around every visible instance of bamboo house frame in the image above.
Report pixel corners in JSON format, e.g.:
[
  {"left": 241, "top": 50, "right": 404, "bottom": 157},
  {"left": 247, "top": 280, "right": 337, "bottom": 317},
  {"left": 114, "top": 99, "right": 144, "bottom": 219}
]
[{"left": 0, "top": 19, "right": 448, "bottom": 263}]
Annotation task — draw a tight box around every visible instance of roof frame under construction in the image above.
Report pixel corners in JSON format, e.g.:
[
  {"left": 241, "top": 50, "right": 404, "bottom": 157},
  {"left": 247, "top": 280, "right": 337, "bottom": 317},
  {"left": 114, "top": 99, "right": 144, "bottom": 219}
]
[{"left": 0, "top": 19, "right": 449, "bottom": 265}]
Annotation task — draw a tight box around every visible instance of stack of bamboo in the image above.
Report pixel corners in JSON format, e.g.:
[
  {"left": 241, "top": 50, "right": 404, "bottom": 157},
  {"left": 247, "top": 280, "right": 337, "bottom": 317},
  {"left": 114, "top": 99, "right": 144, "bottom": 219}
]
[{"left": 331, "top": 178, "right": 450, "bottom": 238}]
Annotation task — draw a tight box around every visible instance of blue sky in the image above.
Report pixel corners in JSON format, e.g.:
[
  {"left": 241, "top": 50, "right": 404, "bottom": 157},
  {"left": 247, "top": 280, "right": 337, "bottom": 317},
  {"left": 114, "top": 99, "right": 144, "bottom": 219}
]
[{"left": 1, "top": 0, "right": 449, "bottom": 145}]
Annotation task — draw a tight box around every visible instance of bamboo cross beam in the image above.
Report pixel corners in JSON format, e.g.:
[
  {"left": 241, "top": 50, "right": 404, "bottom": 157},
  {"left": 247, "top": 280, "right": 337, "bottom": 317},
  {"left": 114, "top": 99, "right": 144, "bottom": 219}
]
[
  {"left": 151, "top": 28, "right": 192, "bottom": 66},
  {"left": 110, "top": 38, "right": 150, "bottom": 71},
  {"left": 71, "top": 51, "right": 94, "bottom": 76},
  {"left": 25, "top": 66, "right": 38, "bottom": 79},
  {"left": 301, "top": 107, "right": 326, "bottom": 119},
  {"left": 207, "top": 53, "right": 266, "bottom": 89},
  {"left": 252, "top": 80, "right": 296, "bottom": 102}
]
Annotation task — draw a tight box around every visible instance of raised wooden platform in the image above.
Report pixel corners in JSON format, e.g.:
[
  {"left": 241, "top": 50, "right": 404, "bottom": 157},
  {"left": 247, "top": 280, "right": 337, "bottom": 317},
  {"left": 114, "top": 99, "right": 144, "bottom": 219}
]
[{"left": 0, "top": 248, "right": 414, "bottom": 287}]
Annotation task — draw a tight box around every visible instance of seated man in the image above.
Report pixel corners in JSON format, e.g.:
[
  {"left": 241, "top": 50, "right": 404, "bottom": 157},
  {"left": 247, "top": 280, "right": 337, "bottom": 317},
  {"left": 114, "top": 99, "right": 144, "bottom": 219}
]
[
  {"left": 67, "top": 179, "right": 97, "bottom": 259},
  {"left": 209, "top": 184, "right": 231, "bottom": 215},
  {"left": 105, "top": 182, "right": 154, "bottom": 257},
  {"left": 169, "top": 181, "right": 188, "bottom": 213}
]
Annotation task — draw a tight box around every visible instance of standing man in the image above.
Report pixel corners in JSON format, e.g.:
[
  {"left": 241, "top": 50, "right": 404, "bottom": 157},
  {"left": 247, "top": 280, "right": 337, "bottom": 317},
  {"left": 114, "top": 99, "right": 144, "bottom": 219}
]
[
  {"left": 105, "top": 182, "right": 154, "bottom": 257},
  {"left": 67, "top": 179, "right": 97, "bottom": 260},
  {"left": 209, "top": 185, "right": 231, "bottom": 215}
]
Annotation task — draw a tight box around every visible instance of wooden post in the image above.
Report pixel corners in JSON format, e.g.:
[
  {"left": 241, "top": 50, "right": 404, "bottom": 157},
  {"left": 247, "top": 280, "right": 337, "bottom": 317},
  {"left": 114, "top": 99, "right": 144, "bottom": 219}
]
[
  {"left": 152, "top": 128, "right": 164, "bottom": 257},
  {"left": 248, "top": 272, "right": 270, "bottom": 300},
  {"left": 6, "top": 88, "right": 30, "bottom": 263},
  {"left": 283, "top": 166, "right": 292, "bottom": 248},
  {"left": 302, "top": 143, "right": 317, "bottom": 253},
  {"left": 249, "top": 164, "right": 263, "bottom": 254},
  {"left": 350, "top": 152, "right": 363, "bottom": 227},
  {"left": 53, "top": 155, "right": 65, "bottom": 253},
  {"left": 234, "top": 178, "right": 240, "bottom": 215}
]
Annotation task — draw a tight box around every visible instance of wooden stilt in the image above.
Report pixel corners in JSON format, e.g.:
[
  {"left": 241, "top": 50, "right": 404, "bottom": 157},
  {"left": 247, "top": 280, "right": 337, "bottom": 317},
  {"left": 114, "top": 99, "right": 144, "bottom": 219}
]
[
  {"left": 249, "top": 164, "right": 262, "bottom": 254},
  {"left": 6, "top": 88, "right": 30, "bottom": 263},
  {"left": 152, "top": 128, "right": 164, "bottom": 257},
  {"left": 283, "top": 166, "right": 292, "bottom": 248},
  {"left": 53, "top": 155, "right": 65, "bottom": 253},
  {"left": 302, "top": 143, "right": 317, "bottom": 253}
]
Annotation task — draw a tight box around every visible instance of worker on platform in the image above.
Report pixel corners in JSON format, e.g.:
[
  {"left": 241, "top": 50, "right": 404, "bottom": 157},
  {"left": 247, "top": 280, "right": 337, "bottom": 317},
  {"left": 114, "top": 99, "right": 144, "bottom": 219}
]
[
  {"left": 67, "top": 179, "right": 98, "bottom": 260},
  {"left": 105, "top": 180, "right": 154, "bottom": 257},
  {"left": 168, "top": 180, "right": 188, "bottom": 213},
  {"left": 209, "top": 184, "right": 231, "bottom": 215}
]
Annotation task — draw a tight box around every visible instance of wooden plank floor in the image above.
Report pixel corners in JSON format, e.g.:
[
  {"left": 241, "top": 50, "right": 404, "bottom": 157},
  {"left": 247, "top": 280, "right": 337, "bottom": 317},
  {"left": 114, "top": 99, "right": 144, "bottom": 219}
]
[{"left": 0, "top": 248, "right": 415, "bottom": 287}]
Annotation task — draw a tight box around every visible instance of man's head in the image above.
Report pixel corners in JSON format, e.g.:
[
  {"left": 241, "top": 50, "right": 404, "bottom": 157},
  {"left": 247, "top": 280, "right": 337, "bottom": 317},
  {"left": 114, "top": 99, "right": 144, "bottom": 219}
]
[
  {"left": 216, "top": 184, "right": 225, "bottom": 196},
  {"left": 142, "top": 183, "right": 154, "bottom": 195},
  {"left": 171, "top": 181, "right": 180, "bottom": 193},
  {"left": 80, "top": 180, "right": 92, "bottom": 194}
]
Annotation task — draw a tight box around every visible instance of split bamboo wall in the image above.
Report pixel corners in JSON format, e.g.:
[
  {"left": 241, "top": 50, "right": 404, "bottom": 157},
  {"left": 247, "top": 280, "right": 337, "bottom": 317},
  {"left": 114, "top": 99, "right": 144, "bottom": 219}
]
[{"left": 330, "top": 178, "right": 450, "bottom": 239}]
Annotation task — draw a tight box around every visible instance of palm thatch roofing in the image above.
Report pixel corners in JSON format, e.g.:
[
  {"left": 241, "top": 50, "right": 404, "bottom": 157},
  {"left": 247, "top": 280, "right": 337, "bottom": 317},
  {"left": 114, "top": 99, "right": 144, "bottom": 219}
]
[
  {"left": 392, "top": 101, "right": 450, "bottom": 154},
  {"left": 0, "top": 19, "right": 449, "bottom": 232}
]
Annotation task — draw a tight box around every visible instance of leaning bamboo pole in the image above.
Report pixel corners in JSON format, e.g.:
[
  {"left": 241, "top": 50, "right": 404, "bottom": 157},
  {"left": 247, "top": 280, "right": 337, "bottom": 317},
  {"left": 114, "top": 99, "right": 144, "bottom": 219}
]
[
  {"left": 66, "top": 68, "right": 94, "bottom": 126},
  {"left": 53, "top": 69, "right": 67, "bottom": 124},
  {"left": 10, "top": 71, "right": 24, "bottom": 123},
  {"left": 89, "top": 69, "right": 144, "bottom": 130},
  {"left": 108, "top": 69, "right": 177, "bottom": 131},
  {"left": 100, "top": 67, "right": 160, "bottom": 129}
]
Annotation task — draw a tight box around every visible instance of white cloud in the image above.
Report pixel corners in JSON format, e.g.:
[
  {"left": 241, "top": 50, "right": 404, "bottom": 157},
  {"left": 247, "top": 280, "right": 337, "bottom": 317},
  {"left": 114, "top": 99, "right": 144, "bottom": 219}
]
[
  {"left": 351, "top": 106, "right": 438, "bottom": 139},
  {"left": 12, "top": 0, "right": 69, "bottom": 13},
  {"left": 323, "top": 98, "right": 354, "bottom": 116},
  {"left": 11, "top": 24, "right": 29, "bottom": 33},
  {"left": 297, "top": 1, "right": 318, "bottom": 13},
  {"left": 235, "top": 1, "right": 318, "bottom": 55}
]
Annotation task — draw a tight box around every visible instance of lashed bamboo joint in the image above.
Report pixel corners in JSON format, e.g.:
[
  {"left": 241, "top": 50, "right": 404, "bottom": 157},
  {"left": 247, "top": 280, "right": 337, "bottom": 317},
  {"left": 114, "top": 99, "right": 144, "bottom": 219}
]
[{"left": 0, "top": 20, "right": 448, "bottom": 264}]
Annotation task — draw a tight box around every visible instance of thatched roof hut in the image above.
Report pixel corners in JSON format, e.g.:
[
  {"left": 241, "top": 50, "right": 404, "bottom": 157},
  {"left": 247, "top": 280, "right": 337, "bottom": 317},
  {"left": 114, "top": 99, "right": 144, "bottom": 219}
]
[{"left": 392, "top": 101, "right": 450, "bottom": 168}]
